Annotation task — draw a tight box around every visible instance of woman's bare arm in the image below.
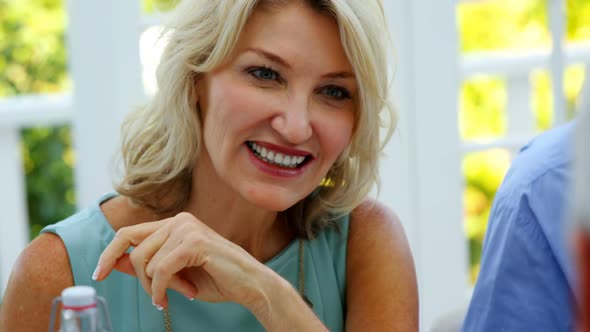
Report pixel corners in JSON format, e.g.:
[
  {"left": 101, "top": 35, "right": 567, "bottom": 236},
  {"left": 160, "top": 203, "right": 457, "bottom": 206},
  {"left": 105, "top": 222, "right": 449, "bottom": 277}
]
[
  {"left": 345, "top": 199, "right": 419, "bottom": 331},
  {"left": 0, "top": 233, "right": 74, "bottom": 332}
]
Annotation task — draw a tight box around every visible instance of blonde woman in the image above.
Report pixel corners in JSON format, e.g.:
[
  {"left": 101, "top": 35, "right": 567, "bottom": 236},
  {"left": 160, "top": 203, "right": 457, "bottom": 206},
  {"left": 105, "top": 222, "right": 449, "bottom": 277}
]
[{"left": 0, "top": 0, "right": 418, "bottom": 331}]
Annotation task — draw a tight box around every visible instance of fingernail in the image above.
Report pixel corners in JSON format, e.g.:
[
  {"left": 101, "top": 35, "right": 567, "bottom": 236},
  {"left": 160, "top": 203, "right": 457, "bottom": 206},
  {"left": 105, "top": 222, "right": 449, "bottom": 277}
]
[
  {"left": 92, "top": 265, "right": 101, "bottom": 280},
  {"left": 186, "top": 288, "right": 198, "bottom": 300},
  {"left": 152, "top": 296, "right": 163, "bottom": 311}
]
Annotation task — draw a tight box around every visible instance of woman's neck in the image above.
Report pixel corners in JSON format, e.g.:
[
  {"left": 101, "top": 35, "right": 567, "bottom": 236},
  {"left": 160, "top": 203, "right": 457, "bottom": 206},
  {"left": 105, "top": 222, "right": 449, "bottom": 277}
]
[{"left": 184, "top": 160, "right": 294, "bottom": 262}]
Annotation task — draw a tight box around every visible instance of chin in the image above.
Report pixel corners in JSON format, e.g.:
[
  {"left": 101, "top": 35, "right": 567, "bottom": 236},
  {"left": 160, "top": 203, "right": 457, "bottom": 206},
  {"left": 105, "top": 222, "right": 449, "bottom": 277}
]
[
  {"left": 250, "top": 195, "right": 299, "bottom": 212},
  {"left": 242, "top": 187, "right": 306, "bottom": 212}
]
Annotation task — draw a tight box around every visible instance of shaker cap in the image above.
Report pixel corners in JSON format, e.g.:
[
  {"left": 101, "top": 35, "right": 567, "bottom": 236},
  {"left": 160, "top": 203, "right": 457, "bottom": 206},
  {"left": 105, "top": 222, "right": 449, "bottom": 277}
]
[{"left": 61, "top": 286, "right": 97, "bottom": 308}]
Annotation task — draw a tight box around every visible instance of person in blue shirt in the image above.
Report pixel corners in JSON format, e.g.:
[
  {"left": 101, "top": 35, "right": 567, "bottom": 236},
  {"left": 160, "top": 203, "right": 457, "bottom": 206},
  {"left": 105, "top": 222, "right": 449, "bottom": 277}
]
[{"left": 462, "top": 122, "right": 576, "bottom": 331}]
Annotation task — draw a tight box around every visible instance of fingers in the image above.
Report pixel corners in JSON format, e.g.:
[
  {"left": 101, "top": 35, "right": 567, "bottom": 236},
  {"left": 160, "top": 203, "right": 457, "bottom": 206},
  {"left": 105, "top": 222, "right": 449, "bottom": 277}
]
[
  {"left": 128, "top": 226, "right": 170, "bottom": 299},
  {"left": 95, "top": 213, "right": 206, "bottom": 308},
  {"left": 153, "top": 275, "right": 199, "bottom": 309},
  {"left": 145, "top": 230, "right": 182, "bottom": 278},
  {"left": 151, "top": 243, "right": 207, "bottom": 307},
  {"left": 112, "top": 254, "right": 136, "bottom": 276},
  {"left": 113, "top": 246, "right": 200, "bottom": 306},
  {"left": 93, "top": 220, "right": 165, "bottom": 281}
]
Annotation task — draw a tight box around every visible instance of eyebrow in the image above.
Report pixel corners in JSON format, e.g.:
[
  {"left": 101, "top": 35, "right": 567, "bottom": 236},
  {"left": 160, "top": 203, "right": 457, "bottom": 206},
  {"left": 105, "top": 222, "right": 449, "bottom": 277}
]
[
  {"left": 244, "top": 47, "right": 356, "bottom": 80},
  {"left": 246, "top": 47, "right": 291, "bottom": 69}
]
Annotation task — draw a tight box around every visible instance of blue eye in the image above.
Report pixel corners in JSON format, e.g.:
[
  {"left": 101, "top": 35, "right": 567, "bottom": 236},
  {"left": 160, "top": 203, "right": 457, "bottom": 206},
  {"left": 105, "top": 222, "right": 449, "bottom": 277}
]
[
  {"left": 249, "top": 67, "right": 279, "bottom": 81},
  {"left": 322, "top": 86, "right": 351, "bottom": 100}
]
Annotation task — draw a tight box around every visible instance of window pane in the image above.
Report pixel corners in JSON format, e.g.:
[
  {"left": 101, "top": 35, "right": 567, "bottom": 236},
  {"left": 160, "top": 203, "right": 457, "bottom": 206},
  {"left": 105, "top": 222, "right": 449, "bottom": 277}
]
[{"left": 0, "top": 0, "right": 75, "bottom": 238}]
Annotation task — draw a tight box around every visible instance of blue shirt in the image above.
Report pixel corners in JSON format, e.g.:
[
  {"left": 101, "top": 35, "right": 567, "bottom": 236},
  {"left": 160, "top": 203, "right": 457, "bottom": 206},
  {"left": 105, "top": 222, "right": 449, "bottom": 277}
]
[{"left": 462, "top": 123, "right": 575, "bottom": 331}]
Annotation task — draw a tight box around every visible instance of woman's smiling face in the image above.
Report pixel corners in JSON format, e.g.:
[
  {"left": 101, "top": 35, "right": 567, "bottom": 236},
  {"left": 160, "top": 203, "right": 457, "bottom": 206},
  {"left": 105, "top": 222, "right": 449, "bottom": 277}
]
[{"left": 196, "top": 2, "right": 356, "bottom": 211}]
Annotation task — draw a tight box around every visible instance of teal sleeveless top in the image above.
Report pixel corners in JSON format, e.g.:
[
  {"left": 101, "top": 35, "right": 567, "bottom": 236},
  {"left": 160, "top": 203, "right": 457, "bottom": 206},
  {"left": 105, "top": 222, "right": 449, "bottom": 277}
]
[{"left": 42, "top": 193, "right": 349, "bottom": 331}]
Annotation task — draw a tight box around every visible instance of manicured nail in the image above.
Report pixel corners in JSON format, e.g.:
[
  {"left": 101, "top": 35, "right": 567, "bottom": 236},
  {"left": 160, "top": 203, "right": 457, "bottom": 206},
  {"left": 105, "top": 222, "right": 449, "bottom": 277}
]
[
  {"left": 186, "top": 288, "right": 198, "bottom": 300},
  {"left": 92, "top": 265, "right": 101, "bottom": 280},
  {"left": 152, "top": 296, "right": 163, "bottom": 311}
]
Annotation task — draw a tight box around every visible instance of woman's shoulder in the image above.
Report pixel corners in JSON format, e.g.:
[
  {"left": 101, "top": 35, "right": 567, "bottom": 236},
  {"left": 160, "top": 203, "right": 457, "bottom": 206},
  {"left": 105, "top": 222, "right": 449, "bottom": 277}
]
[
  {"left": 42, "top": 202, "right": 114, "bottom": 251},
  {"left": 318, "top": 199, "right": 407, "bottom": 257},
  {"left": 349, "top": 198, "right": 404, "bottom": 239},
  {"left": 42, "top": 194, "right": 147, "bottom": 244},
  {"left": 345, "top": 199, "right": 418, "bottom": 330},
  {"left": 40, "top": 194, "right": 131, "bottom": 284},
  {"left": 17, "top": 232, "right": 74, "bottom": 288},
  {"left": 348, "top": 198, "right": 412, "bottom": 266},
  {"left": 347, "top": 198, "right": 412, "bottom": 271},
  {"left": 0, "top": 233, "right": 73, "bottom": 330},
  {"left": 2, "top": 195, "right": 119, "bottom": 317}
]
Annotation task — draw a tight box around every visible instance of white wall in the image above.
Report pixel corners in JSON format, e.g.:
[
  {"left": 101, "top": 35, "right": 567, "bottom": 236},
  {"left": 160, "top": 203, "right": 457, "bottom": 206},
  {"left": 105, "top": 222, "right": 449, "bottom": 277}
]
[
  {"left": 382, "top": 1, "right": 468, "bottom": 330},
  {"left": 66, "top": 0, "right": 144, "bottom": 208}
]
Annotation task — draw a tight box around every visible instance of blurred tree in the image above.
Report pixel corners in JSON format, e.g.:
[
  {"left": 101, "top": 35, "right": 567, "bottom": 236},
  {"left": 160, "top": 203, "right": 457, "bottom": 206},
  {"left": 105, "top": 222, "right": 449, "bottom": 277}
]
[
  {"left": 458, "top": 0, "right": 590, "bottom": 283},
  {"left": 142, "top": 0, "right": 179, "bottom": 13},
  {"left": 0, "top": 0, "right": 180, "bottom": 239},
  {"left": 0, "top": 0, "right": 74, "bottom": 239}
]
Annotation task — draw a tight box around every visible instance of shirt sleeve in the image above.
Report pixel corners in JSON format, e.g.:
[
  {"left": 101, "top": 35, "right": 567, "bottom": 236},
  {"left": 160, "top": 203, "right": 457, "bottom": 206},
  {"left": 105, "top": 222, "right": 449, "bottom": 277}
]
[{"left": 461, "top": 188, "right": 573, "bottom": 331}]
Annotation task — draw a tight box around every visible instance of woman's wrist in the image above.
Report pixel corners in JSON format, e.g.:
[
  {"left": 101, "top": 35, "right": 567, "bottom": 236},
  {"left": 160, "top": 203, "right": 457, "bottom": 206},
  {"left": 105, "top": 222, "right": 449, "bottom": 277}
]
[
  {"left": 244, "top": 264, "right": 283, "bottom": 317},
  {"left": 247, "top": 265, "right": 327, "bottom": 332}
]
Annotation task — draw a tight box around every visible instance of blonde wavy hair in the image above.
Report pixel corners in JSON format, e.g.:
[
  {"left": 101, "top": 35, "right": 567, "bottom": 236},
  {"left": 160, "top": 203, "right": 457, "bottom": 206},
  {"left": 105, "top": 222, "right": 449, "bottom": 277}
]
[{"left": 116, "top": 0, "right": 396, "bottom": 238}]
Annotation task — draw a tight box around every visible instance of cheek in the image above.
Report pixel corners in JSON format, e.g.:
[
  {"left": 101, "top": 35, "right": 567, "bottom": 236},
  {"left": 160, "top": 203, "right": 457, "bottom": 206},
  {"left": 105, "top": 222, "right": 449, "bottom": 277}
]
[
  {"left": 202, "top": 81, "right": 251, "bottom": 158},
  {"left": 316, "top": 111, "right": 354, "bottom": 160},
  {"left": 207, "top": 81, "right": 270, "bottom": 130},
  {"left": 209, "top": 81, "right": 248, "bottom": 118}
]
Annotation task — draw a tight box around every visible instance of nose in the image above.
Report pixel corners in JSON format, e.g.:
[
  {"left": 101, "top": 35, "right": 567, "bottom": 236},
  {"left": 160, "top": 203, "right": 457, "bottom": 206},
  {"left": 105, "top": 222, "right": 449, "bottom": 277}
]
[{"left": 270, "top": 97, "right": 313, "bottom": 144}]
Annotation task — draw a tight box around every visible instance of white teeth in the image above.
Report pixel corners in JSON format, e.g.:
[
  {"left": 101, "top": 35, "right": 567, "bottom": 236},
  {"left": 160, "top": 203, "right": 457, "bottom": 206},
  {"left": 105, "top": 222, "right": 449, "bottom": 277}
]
[{"left": 247, "top": 142, "right": 308, "bottom": 168}]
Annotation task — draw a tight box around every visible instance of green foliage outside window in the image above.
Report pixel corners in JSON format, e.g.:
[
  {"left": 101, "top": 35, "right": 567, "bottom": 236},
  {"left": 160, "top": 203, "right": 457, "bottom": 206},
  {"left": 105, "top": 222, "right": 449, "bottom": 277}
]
[
  {"left": 142, "top": 0, "right": 180, "bottom": 13},
  {"left": 459, "top": 0, "right": 590, "bottom": 283},
  {"left": 0, "top": 0, "right": 179, "bottom": 239},
  {"left": 0, "top": 0, "right": 73, "bottom": 239},
  {"left": 0, "top": 0, "right": 589, "bottom": 282}
]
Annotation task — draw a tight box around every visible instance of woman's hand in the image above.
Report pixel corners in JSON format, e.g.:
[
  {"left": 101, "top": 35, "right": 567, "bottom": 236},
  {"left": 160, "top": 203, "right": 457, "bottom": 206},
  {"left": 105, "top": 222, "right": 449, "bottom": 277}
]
[{"left": 92, "top": 212, "right": 273, "bottom": 310}]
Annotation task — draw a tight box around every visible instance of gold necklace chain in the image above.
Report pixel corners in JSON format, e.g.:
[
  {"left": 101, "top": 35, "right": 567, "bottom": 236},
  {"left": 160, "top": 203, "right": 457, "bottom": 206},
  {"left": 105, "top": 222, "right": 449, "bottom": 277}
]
[{"left": 162, "top": 239, "right": 309, "bottom": 332}]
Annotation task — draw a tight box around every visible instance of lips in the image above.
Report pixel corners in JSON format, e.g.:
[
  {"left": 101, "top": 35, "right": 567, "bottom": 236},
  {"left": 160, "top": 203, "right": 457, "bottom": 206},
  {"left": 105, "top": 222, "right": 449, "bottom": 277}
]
[{"left": 246, "top": 141, "right": 312, "bottom": 169}]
